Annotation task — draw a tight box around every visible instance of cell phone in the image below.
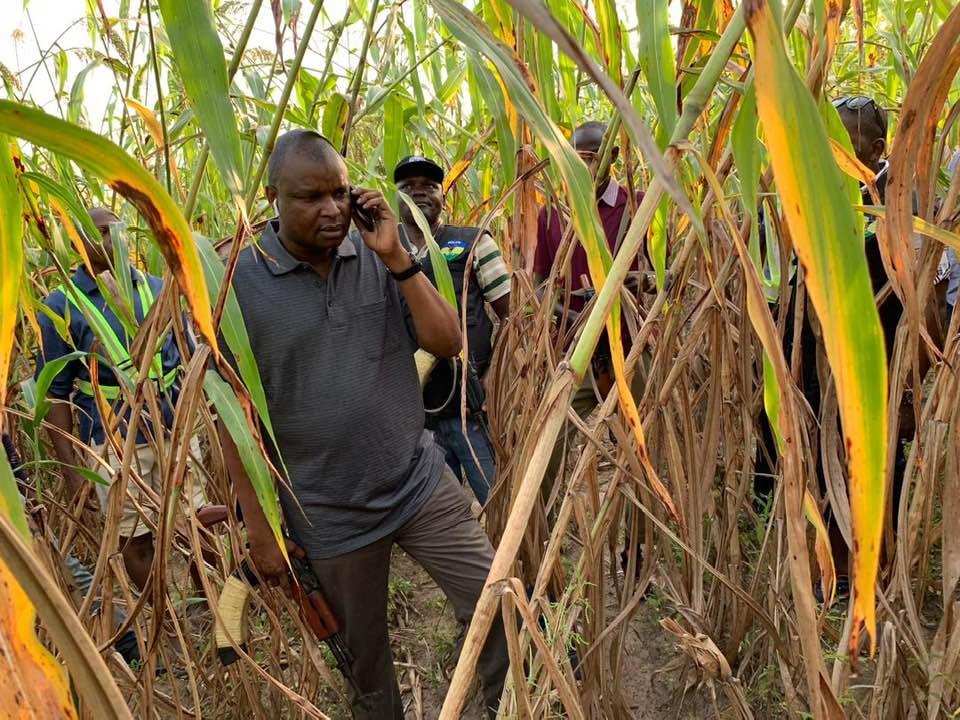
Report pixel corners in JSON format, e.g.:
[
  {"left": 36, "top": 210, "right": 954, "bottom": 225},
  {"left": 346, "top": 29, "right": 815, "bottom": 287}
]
[{"left": 350, "top": 189, "right": 377, "bottom": 232}]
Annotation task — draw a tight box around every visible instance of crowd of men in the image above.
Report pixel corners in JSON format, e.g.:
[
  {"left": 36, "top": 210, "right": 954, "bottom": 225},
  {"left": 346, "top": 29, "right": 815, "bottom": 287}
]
[{"left": 16, "top": 97, "right": 959, "bottom": 717}]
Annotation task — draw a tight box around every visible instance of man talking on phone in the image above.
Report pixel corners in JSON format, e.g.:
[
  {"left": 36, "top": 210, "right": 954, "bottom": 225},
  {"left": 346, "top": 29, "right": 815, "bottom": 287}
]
[{"left": 217, "top": 129, "right": 507, "bottom": 718}]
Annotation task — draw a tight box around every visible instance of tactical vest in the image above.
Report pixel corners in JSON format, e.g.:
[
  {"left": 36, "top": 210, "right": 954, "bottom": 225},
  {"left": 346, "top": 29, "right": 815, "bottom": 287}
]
[{"left": 421, "top": 225, "right": 495, "bottom": 417}]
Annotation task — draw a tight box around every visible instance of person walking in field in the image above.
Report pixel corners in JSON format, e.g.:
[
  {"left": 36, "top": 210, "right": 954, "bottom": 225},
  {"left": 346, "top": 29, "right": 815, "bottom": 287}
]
[
  {"left": 219, "top": 129, "right": 508, "bottom": 718},
  {"left": 35, "top": 206, "right": 203, "bottom": 592},
  {"left": 395, "top": 155, "right": 511, "bottom": 506},
  {"left": 533, "top": 120, "right": 645, "bottom": 500},
  {"left": 532, "top": 120, "right": 652, "bottom": 577}
]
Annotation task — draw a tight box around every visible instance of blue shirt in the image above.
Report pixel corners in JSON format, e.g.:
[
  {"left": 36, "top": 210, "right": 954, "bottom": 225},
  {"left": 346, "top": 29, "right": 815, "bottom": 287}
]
[{"left": 35, "top": 267, "right": 182, "bottom": 446}]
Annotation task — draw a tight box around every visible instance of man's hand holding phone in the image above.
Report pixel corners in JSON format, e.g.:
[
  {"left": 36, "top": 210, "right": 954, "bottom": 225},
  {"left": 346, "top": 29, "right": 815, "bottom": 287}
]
[{"left": 350, "top": 188, "right": 412, "bottom": 274}]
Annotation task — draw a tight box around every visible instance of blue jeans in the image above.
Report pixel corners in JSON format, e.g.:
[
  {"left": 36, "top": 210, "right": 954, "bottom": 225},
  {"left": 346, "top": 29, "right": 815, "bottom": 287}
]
[{"left": 433, "top": 416, "right": 496, "bottom": 505}]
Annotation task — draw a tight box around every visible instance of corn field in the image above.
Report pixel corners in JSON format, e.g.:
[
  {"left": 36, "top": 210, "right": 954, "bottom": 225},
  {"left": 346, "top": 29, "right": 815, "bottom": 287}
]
[{"left": 0, "top": 0, "right": 959, "bottom": 717}]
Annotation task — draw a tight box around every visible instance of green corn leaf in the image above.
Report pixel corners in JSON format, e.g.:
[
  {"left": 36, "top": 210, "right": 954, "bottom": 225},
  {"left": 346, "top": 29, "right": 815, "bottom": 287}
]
[
  {"left": 746, "top": 0, "right": 887, "bottom": 654},
  {"left": 594, "top": 0, "right": 622, "bottom": 85},
  {"left": 158, "top": 0, "right": 245, "bottom": 206},
  {"left": 435, "top": 0, "right": 625, "bottom": 377},
  {"left": 398, "top": 192, "right": 457, "bottom": 309},
  {"left": 68, "top": 60, "right": 101, "bottom": 125},
  {"left": 0, "top": 100, "right": 216, "bottom": 348},
  {"left": 203, "top": 369, "right": 284, "bottom": 551},
  {"left": 384, "top": 95, "right": 405, "bottom": 180},
  {"left": 467, "top": 56, "right": 516, "bottom": 183},
  {"left": 649, "top": 194, "right": 669, "bottom": 289},
  {"left": 194, "top": 234, "right": 280, "bottom": 457},
  {"left": 731, "top": 86, "right": 761, "bottom": 267},
  {"left": 762, "top": 350, "right": 783, "bottom": 452},
  {"left": 21, "top": 172, "right": 102, "bottom": 250},
  {"left": 637, "top": 0, "right": 678, "bottom": 140},
  {"left": 26, "top": 351, "right": 87, "bottom": 436},
  {"left": 322, "top": 93, "right": 350, "bottom": 150},
  {"left": 0, "top": 135, "right": 22, "bottom": 414}
]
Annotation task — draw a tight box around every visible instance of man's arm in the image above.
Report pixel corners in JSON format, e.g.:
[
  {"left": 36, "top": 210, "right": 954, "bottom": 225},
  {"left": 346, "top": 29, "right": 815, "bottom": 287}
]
[
  {"left": 46, "top": 401, "right": 87, "bottom": 502},
  {"left": 354, "top": 189, "right": 461, "bottom": 358},
  {"left": 36, "top": 298, "right": 90, "bottom": 505},
  {"left": 394, "top": 272, "right": 461, "bottom": 357},
  {"left": 217, "top": 418, "right": 292, "bottom": 587},
  {"left": 474, "top": 232, "right": 511, "bottom": 323}
]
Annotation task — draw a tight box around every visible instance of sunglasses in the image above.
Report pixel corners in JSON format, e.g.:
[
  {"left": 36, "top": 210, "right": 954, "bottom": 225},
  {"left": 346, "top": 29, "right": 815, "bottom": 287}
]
[{"left": 833, "top": 95, "right": 888, "bottom": 136}]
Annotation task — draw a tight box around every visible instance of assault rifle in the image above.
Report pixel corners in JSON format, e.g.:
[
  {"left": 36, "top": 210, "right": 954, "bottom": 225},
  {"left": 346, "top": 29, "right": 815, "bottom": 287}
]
[{"left": 197, "top": 505, "right": 360, "bottom": 698}]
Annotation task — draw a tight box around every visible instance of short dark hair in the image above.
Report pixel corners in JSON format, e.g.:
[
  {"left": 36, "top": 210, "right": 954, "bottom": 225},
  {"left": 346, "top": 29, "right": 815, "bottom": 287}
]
[
  {"left": 267, "top": 129, "right": 339, "bottom": 187},
  {"left": 574, "top": 120, "right": 608, "bottom": 136}
]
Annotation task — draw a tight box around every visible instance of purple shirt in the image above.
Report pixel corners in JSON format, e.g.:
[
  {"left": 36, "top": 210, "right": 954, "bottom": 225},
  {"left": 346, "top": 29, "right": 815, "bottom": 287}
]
[{"left": 534, "top": 180, "right": 634, "bottom": 311}]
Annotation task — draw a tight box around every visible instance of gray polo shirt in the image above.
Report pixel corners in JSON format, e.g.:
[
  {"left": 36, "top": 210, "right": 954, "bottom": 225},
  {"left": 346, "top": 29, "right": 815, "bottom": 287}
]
[{"left": 228, "top": 221, "right": 444, "bottom": 559}]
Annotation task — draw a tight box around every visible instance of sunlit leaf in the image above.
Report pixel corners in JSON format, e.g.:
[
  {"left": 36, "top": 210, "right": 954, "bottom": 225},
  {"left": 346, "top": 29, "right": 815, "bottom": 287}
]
[
  {"left": 397, "top": 192, "right": 457, "bottom": 308},
  {"left": 322, "top": 93, "right": 350, "bottom": 151},
  {"left": 637, "top": 0, "right": 678, "bottom": 139},
  {"left": 0, "top": 136, "right": 77, "bottom": 720},
  {"left": 158, "top": 0, "right": 245, "bottom": 206},
  {"left": 0, "top": 100, "right": 217, "bottom": 349},
  {"left": 746, "top": 0, "right": 887, "bottom": 654},
  {"left": 0, "top": 136, "right": 20, "bottom": 413}
]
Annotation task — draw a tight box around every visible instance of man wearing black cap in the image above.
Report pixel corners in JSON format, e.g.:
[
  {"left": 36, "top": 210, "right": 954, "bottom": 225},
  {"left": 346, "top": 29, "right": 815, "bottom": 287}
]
[{"left": 395, "top": 155, "right": 511, "bottom": 506}]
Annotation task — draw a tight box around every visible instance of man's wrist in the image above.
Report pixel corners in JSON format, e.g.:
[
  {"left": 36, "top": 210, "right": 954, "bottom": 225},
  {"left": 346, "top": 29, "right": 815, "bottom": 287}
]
[{"left": 380, "top": 247, "right": 413, "bottom": 275}]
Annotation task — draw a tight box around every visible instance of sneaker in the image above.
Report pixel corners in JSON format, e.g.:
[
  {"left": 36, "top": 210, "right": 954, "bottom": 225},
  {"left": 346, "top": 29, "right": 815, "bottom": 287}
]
[{"left": 814, "top": 575, "right": 850, "bottom": 604}]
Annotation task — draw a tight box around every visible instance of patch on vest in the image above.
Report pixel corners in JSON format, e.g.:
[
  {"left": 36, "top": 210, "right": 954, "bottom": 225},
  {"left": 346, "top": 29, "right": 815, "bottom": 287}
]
[{"left": 440, "top": 240, "right": 468, "bottom": 262}]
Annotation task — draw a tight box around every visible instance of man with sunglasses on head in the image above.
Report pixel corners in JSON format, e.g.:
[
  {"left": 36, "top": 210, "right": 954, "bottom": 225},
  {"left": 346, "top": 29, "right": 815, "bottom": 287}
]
[{"left": 832, "top": 95, "right": 951, "bottom": 353}]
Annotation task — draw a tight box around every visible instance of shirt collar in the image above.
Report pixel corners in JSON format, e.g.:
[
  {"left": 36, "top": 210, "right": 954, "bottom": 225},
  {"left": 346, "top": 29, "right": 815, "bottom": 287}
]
[
  {"left": 598, "top": 178, "right": 621, "bottom": 208},
  {"left": 73, "top": 266, "right": 99, "bottom": 293},
  {"left": 260, "top": 219, "right": 358, "bottom": 276},
  {"left": 861, "top": 161, "right": 888, "bottom": 202}
]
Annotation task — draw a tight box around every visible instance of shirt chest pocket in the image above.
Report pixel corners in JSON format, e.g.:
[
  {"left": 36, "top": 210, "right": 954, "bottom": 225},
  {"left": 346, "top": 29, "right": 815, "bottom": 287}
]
[{"left": 335, "top": 296, "right": 401, "bottom": 360}]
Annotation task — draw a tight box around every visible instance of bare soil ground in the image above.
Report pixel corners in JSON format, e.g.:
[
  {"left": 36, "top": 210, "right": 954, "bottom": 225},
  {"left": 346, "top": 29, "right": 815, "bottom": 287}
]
[{"left": 388, "top": 547, "right": 711, "bottom": 720}]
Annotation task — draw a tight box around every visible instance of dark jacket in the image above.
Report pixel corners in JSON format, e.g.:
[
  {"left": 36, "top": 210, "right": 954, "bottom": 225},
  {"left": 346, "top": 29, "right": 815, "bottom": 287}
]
[{"left": 421, "top": 226, "right": 494, "bottom": 420}]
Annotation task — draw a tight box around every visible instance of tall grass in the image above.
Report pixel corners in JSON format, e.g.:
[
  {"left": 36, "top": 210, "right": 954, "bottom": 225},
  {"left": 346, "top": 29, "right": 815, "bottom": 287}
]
[{"left": 1, "top": 0, "right": 958, "bottom": 717}]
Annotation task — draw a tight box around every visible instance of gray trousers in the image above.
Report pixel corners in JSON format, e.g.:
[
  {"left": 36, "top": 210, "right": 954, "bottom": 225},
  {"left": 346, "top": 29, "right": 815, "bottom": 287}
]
[{"left": 309, "top": 469, "right": 508, "bottom": 719}]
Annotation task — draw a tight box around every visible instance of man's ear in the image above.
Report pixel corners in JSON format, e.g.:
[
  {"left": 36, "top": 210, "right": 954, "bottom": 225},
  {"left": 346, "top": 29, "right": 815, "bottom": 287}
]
[
  {"left": 872, "top": 138, "right": 886, "bottom": 165},
  {"left": 265, "top": 185, "right": 278, "bottom": 213}
]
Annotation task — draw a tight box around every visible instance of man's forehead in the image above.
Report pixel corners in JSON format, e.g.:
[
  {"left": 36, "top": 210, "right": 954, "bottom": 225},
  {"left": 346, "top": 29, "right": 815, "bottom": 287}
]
[{"left": 280, "top": 152, "right": 348, "bottom": 188}]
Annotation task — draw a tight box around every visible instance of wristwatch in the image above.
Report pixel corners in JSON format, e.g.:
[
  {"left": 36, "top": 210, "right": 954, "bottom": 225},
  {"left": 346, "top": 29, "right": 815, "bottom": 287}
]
[{"left": 390, "top": 254, "right": 422, "bottom": 282}]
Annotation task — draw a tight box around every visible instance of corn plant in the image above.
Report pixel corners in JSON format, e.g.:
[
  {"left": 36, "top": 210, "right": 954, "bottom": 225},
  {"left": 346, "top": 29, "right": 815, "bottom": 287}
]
[{"left": 1, "top": 0, "right": 958, "bottom": 717}]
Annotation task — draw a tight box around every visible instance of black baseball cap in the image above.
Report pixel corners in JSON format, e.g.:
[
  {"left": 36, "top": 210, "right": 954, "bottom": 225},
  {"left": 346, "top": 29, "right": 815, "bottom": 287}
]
[{"left": 394, "top": 155, "right": 445, "bottom": 184}]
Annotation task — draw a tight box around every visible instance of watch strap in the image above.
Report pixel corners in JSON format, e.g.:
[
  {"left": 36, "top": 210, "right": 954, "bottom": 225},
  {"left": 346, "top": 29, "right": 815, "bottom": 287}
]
[{"left": 391, "top": 255, "right": 422, "bottom": 281}]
